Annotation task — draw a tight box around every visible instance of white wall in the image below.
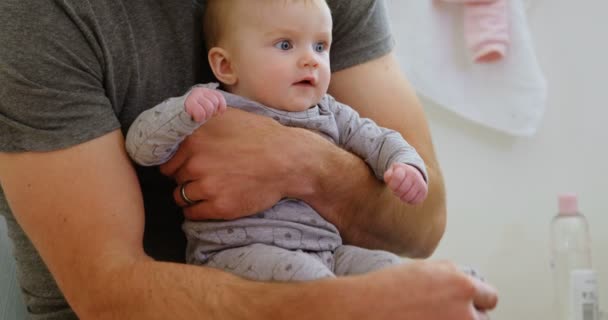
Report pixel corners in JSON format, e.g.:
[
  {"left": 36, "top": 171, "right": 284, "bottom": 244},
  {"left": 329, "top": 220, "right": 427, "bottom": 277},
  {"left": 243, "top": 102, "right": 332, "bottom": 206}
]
[{"left": 390, "top": 1, "right": 608, "bottom": 319}]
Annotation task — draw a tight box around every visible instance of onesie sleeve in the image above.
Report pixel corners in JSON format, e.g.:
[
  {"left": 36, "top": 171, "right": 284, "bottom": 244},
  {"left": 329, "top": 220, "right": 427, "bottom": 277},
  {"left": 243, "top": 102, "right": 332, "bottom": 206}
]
[
  {"left": 125, "top": 84, "right": 219, "bottom": 166},
  {"left": 324, "top": 95, "right": 428, "bottom": 183}
]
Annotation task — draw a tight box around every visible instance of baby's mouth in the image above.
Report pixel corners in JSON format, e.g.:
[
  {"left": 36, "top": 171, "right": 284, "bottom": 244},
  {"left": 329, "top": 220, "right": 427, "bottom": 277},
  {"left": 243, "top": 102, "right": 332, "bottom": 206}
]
[
  {"left": 294, "top": 80, "right": 313, "bottom": 86},
  {"left": 294, "top": 77, "right": 316, "bottom": 86}
]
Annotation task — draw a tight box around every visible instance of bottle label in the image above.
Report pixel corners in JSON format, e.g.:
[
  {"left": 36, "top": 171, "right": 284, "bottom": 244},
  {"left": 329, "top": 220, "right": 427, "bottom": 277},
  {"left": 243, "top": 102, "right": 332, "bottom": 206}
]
[{"left": 570, "top": 269, "right": 599, "bottom": 320}]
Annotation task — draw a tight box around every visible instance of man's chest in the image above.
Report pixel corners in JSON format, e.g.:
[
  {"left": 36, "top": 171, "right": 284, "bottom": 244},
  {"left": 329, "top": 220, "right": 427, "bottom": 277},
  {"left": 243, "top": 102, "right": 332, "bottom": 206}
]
[{"left": 93, "top": 1, "right": 214, "bottom": 128}]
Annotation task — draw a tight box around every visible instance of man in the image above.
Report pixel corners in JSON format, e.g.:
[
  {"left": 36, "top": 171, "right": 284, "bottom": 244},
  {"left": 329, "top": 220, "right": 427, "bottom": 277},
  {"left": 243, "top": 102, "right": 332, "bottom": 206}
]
[{"left": 0, "top": 0, "right": 497, "bottom": 319}]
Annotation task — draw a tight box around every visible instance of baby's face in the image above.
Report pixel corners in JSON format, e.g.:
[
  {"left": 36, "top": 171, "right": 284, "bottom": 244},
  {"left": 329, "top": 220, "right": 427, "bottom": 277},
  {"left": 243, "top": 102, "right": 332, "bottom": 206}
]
[{"left": 227, "top": 0, "right": 332, "bottom": 112}]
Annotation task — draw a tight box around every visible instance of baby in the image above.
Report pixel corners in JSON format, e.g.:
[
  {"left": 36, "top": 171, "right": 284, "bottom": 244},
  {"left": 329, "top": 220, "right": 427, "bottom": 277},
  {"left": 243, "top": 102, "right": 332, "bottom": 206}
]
[{"left": 126, "top": 0, "right": 428, "bottom": 281}]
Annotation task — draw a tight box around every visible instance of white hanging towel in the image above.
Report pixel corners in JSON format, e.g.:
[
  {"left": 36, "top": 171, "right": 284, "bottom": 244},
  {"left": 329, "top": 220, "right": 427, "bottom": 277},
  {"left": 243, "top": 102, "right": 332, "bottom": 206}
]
[{"left": 387, "top": 0, "right": 547, "bottom": 136}]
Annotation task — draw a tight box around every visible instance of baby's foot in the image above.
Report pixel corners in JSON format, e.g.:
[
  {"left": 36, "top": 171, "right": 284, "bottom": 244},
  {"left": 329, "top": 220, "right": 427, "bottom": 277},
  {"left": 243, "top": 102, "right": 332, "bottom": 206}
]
[
  {"left": 184, "top": 87, "right": 227, "bottom": 123},
  {"left": 383, "top": 163, "right": 428, "bottom": 205}
]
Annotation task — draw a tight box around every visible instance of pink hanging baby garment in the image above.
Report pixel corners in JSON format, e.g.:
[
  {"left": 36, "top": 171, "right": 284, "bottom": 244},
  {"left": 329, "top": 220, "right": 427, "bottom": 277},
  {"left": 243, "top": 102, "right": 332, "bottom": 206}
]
[{"left": 441, "top": 0, "right": 510, "bottom": 63}]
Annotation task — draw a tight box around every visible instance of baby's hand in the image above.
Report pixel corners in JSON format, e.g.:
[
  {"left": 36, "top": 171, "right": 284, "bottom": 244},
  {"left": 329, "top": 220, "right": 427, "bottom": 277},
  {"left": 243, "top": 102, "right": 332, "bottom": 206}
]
[
  {"left": 184, "top": 87, "right": 227, "bottom": 123},
  {"left": 383, "top": 163, "right": 428, "bottom": 205}
]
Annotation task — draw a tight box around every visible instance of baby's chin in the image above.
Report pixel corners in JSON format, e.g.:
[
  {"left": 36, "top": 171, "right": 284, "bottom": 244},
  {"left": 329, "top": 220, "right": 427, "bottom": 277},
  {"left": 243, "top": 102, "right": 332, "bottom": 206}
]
[
  {"left": 269, "top": 97, "right": 322, "bottom": 112},
  {"left": 274, "top": 103, "right": 318, "bottom": 112}
]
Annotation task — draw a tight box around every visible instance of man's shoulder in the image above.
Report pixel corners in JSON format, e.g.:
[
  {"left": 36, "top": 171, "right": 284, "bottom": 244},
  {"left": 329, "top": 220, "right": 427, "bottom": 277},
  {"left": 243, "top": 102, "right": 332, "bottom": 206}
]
[
  {"left": 0, "top": 0, "right": 114, "bottom": 22},
  {"left": 326, "top": 0, "right": 382, "bottom": 17},
  {"left": 0, "top": 0, "right": 188, "bottom": 31},
  {"left": 325, "top": 0, "right": 394, "bottom": 72},
  {"left": 0, "top": 0, "right": 125, "bottom": 43}
]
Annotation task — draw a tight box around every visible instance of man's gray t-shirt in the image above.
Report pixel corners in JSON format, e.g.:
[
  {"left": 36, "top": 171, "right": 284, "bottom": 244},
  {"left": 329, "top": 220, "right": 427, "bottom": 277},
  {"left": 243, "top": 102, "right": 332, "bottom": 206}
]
[{"left": 0, "top": 0, "right": 395, "bottom": 318}]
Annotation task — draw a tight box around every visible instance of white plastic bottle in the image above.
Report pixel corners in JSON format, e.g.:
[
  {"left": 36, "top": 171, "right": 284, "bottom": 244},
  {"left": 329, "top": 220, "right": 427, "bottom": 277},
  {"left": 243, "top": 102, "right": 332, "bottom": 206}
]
[{"left": 550, "top": 193, "right": 599, "bottom": 320}]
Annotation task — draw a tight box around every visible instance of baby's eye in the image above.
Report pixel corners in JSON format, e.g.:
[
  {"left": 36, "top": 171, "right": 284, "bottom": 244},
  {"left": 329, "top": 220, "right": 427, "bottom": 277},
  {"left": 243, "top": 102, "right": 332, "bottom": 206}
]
[
  {"left": 274, "top": 40, "right": 293, "bottom": 50},
  {"left": 314, "top": 42, "right": 326, "bottom": 53}
]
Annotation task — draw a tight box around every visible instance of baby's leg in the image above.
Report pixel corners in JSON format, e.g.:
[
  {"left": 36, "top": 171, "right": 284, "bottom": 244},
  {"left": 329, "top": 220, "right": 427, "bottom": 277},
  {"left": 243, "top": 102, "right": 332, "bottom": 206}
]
[
  {"left": 334, "top": 245, "right": 487, "bottom": 282},
  {"left": 333, "top": 245, "right": 403, "bottom": 276},
  {"left": 204, "top": 243, "right": 335, "bottom": 281},
  {"left": 334, "top": 245, "right": 485, "bottom": 281}
]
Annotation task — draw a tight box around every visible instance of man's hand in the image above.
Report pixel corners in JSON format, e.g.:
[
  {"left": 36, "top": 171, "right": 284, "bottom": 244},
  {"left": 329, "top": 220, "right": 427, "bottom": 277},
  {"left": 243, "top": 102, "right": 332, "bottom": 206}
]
[
  {"left": 184, "top": 87, "right": 227, "bottom": 123},
  {"left": 384, "top": 163, "right": 428, "bottom": 205},
  {"left": 339, "top": 260, "right": 498, "bottom": 320},
  {"left": 160, "top": 108, "right": 313, "bottom": 220},
  {"left": 259, "top": 259, "right": 499, "bottom": 320}
]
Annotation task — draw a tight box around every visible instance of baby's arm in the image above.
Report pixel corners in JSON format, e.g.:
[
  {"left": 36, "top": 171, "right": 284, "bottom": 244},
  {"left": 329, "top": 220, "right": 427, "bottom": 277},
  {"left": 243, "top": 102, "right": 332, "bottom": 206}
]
[
  {"left": 125, "top": 85, "right": 226, "bottom": 166},
  {"left": 327, "top": 95, "right": 428, "bottom": 205}
]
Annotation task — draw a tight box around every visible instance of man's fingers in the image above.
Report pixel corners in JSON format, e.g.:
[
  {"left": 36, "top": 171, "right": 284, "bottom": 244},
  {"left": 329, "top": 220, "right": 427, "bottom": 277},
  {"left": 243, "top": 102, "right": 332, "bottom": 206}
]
[
  {"left": 183, "top": 199, "right": 231, "bottom": 221},
  {"left": 183, "top": 201, "right": 213, "bottom": 220},
  {"left": 173, "top": 181, "right": 208, "bottom": 208},
  {"left": 467, "top": 304, "right": 491, "bottom": 320},
  {"left": 476, "top": 311, "right": 491, "bottom": 320},
  {"left": 172, "top": 156, "right": 212, "bottom": 185},
  {"left": 472, "top": 278, "right": 499, "bottom": 311},
  {"left": 159, "top": 142, "right": 191, "bottom": 178}
]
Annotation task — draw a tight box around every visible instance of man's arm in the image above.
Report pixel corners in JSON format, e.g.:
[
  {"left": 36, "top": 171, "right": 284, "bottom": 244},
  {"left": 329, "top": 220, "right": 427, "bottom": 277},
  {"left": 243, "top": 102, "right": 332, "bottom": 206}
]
[
  {"left": 0, "top": 131, "right": 206, "bottom": 318},
  {"left": 0, "top": 131, "right": 282, "bottom": 319},
  {"left": 1, "top": 131, "right": 493, "bottom": 319},
  {"left": 321, "top": 52, "right": 447, "bottom": 257}
]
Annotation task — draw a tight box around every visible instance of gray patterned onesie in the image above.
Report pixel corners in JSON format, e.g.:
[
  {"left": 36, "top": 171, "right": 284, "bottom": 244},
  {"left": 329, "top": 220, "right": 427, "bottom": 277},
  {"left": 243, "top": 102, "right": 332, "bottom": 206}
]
[{"left": 125, "top": 83, "right": 428, "bottom": 281}]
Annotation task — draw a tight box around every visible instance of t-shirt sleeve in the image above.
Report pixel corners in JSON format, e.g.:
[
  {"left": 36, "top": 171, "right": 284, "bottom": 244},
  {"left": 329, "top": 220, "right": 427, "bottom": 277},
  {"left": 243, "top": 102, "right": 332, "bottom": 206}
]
[
  {"left": 328, "top": 0, "right": 395, "bottom": 72},
  {"left": 0, "top": 1, "right": 120, "bottom": 152}
]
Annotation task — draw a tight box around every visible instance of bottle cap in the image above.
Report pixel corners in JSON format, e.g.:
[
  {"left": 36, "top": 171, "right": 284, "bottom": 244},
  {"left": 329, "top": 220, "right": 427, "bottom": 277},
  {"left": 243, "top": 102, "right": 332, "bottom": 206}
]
[{"left": 558, "top": 193, "right": 579, "bottom": 215}]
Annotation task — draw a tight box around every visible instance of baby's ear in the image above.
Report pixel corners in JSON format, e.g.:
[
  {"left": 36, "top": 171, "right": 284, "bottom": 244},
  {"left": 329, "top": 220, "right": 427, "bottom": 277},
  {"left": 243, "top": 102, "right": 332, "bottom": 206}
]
[{"left": 208, "top": 47, "right": 237, "bottom": 85}]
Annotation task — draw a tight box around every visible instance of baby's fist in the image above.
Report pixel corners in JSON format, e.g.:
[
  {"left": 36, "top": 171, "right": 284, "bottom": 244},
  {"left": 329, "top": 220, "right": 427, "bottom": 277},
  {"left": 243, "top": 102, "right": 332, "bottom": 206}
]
[
  {"left": 184, "top": 87, "right": 227, "bottom": 123},
  {"left": 383, "top": 163, "right": 428, "bottom": 205}
]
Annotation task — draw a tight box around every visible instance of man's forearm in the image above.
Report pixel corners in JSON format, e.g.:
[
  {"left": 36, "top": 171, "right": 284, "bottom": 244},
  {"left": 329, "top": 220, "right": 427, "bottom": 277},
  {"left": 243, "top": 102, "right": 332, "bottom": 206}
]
[
  {"left": 97, "top": 255, "right": 497, "bottom": 320},
  {"left": 0, "top": 130, "right": 353, "bottom": 319},
  {"left": 330, "top": 151, "right": 446, "bottom": 257},
  {"left": 88, "top": 258, "right": 357, "bottom": 319},
  {"left": 83, "top": 259, "right": 254, "bottom": 319},
  {"left": 293, "top": 130, "right": 445, "bottom": 257}
]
